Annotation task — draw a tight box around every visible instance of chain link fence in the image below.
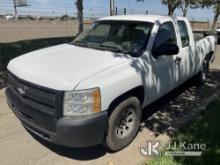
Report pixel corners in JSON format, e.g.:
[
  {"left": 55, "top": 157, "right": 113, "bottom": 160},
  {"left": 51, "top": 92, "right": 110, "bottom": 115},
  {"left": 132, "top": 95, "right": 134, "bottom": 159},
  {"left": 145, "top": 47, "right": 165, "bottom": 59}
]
[
  {"left": 0, "top": 48, "right": 3, "bottom": 72},
  {"left": 0, "top": 1, "right": 214, "bottom": 73},
  {"left": 0, "top": 36, "right": 74, "bottom": 73}
]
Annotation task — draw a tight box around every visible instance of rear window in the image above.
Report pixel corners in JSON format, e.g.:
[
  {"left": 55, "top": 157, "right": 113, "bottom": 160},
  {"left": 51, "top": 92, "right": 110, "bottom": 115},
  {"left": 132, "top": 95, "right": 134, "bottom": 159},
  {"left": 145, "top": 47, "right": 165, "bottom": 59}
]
[{"left": 177, "top": 21, "right": 190, "bottom": 47}]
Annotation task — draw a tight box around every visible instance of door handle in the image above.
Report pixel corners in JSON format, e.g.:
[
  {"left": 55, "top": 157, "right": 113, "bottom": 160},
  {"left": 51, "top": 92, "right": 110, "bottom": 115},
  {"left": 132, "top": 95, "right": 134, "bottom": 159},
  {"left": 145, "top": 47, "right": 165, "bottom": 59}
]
[{"left": 174, "top": 57, "right": 182, "bottom": 64}]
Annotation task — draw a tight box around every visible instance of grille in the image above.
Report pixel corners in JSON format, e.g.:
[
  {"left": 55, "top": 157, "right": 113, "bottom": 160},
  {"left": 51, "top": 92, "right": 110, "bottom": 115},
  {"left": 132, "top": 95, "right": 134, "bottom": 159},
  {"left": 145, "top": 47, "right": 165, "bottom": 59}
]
[{"left": 8, "top": 73, "right": 63, "bottom": 118}]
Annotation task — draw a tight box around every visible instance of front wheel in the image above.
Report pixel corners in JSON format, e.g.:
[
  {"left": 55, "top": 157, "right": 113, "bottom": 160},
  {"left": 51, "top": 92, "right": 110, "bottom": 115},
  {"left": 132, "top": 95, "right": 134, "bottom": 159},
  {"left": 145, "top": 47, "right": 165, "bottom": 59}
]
[{"left": 105, "top": 97, "right": 142, "bottom": 151}]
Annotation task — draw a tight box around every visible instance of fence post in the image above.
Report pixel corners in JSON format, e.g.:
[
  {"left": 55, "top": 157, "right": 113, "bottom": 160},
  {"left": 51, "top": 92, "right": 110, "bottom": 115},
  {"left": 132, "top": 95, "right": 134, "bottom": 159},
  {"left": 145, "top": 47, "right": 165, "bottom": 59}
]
[
  {"left": 124, "top": 8, "right": 127, "bottom": 15},
  {"left": 146, "top": 10, "right": 148, "bottom": 15},
  {"left": 191, "top": 16, "right": 195, "bottom": 31},
  {"left": 0, "top": 48, "right": 3, "bottom": 72},
  {"left": 207, "top": 18, "right": 210, "bottom": 31}
]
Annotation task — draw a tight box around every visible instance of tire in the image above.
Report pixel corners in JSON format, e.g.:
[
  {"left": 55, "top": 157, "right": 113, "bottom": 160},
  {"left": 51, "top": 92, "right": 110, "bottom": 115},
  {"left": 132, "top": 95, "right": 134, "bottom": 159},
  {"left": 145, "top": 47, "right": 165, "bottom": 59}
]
[
  {"left": 195, "top": 60, "right": 209, "bottom": 86},
  {"left": 105, "top": 97, "right": 142, "bottom": 152}
]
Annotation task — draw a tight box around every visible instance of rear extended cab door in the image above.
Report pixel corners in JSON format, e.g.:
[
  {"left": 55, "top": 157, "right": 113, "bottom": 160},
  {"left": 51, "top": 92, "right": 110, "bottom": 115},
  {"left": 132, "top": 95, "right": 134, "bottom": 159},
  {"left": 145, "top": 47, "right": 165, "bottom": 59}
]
[{"left": 175, "top": 18, "right": 197, "bottom": 82}]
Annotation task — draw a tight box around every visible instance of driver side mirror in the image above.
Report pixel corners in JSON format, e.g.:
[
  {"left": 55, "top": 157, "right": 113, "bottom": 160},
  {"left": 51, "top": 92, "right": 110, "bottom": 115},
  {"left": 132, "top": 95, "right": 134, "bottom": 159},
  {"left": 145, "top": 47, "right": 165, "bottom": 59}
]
[{"left": 152, "top": 43, "right": 179, "bottom": 57}]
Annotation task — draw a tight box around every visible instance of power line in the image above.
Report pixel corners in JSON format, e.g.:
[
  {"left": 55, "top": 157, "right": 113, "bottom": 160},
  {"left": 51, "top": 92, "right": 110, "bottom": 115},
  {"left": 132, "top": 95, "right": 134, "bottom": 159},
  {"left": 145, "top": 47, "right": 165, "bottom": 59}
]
[{"left": 0, "top": 1, "right": 151, "bottom": 17}]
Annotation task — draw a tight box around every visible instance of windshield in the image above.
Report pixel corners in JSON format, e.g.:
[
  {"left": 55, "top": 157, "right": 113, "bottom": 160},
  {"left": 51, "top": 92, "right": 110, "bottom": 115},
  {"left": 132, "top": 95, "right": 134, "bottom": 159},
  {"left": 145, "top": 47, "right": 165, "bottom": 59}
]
[{"left": 72, "top": 21, "right": 153, "bottom": 57}]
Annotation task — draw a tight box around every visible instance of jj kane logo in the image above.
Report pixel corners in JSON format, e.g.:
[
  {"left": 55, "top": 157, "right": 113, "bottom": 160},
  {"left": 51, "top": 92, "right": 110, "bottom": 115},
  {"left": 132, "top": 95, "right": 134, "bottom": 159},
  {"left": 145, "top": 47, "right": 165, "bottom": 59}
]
[{"left": 139, "top": 140, "right": 206, "bottom": 157}]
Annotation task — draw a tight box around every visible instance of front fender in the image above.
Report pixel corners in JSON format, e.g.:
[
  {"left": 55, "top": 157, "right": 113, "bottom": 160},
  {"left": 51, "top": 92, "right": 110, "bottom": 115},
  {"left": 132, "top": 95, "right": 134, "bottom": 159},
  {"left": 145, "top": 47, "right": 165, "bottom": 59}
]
[{"left": 75, "top": 60, "right": 144, "bottom": 111}]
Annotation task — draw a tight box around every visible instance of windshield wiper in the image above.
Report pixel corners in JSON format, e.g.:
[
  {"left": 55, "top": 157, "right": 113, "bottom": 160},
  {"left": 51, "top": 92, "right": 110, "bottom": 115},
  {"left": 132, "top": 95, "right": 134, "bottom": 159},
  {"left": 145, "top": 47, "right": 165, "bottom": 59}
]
[
  {"left": 71, "top": 41, "right": 133, "bottom": 55},
  {"left": 71, "top": 41, "right": 89, "bottom": 48},
  {"left": 82, "top": 43, "right": 122, "bottom": 53},
  {"left": 99, "top": 44, "right": 139, "bottom": 57},
  {"left": 99, "top": 44, "right": 123, "bottom": 53}
]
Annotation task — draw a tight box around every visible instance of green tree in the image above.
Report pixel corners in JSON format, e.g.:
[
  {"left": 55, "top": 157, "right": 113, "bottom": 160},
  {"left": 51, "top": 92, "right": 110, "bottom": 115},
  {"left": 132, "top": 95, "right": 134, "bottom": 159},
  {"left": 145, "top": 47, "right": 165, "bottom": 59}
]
[
  {"left": 190, "top": 0, "right": 220, "bottom": 8},
  {"left": 212, "top": 4, "right": 220, "bottom": 31},
  {"left": 139, "top": 0, "right": 219, "bottom": 17},
  {"left": 161, "top": 0, "right": 181, "bottom": 16},
  {"left": 162, "top": 0, "right": 197, "bottom": 16},
  {"left": 190, "top": 0, "right": 220, "bottom": 31},
  {"left": 182, "top": 0, "right": 192, "bottom": 16},
  {"left": 138, "top": 0, "right": 193, "bottom": 16}
]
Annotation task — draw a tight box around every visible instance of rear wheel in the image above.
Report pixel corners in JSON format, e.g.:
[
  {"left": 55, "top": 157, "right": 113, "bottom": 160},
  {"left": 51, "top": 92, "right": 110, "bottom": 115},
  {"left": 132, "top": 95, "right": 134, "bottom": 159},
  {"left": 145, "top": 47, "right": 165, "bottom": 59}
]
[{"left": 105, "top": 97, "right": 142, "bottom": 151}]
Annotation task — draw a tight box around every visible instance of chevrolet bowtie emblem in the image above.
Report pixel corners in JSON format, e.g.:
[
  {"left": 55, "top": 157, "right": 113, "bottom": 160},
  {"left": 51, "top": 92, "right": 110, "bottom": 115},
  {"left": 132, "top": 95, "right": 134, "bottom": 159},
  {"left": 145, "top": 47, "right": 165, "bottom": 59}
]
[{"left": 17, "top": 88, "right": 26, "bottom": 95}]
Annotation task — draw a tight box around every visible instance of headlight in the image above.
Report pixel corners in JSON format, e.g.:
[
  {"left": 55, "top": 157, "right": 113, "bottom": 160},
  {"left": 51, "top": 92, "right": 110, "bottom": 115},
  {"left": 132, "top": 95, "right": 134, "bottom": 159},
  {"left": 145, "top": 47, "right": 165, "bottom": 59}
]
[{"left": 63, "top": 88, "right": 101, "bottom": 116}]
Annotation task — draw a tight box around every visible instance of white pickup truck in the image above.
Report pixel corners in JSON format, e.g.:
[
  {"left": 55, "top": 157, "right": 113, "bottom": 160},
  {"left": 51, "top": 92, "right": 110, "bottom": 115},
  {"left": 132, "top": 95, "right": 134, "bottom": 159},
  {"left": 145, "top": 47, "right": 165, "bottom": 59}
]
[{"left": 6, "top": 15, "right": 216, "bottom": 151}]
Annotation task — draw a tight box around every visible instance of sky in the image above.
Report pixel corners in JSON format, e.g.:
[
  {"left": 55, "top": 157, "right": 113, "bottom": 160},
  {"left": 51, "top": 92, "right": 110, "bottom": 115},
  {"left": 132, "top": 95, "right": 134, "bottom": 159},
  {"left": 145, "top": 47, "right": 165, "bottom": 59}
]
[{"left": 0, "top": 0, "right": 215, "bottom": 21}]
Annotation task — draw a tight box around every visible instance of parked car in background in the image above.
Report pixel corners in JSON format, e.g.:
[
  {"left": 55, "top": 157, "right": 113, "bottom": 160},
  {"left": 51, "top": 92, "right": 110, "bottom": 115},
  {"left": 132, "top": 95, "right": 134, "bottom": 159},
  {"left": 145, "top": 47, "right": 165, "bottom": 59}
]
[
  {"left": 6, "top": 15, "right": 216, "bottom": 151},
  {"left": 5, "top": 15, "right": 15, "bottom": 20}
]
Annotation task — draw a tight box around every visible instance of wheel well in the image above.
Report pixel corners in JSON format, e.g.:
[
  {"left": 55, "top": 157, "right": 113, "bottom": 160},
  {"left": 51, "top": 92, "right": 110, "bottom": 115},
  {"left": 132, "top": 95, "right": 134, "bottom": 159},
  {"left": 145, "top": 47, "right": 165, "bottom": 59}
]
[
  {"left": 107, "top": 86, "right": 145, "bottom": 115},
  {"left": 205, "top": 51, "right": 214, "bottom": 62}
]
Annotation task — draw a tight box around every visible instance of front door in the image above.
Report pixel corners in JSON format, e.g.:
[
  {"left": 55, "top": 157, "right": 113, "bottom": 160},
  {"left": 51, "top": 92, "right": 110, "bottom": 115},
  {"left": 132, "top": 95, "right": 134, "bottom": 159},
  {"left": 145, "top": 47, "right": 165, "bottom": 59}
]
[{"left": 144, "top": 21, "right": 181, "bottom": 104}]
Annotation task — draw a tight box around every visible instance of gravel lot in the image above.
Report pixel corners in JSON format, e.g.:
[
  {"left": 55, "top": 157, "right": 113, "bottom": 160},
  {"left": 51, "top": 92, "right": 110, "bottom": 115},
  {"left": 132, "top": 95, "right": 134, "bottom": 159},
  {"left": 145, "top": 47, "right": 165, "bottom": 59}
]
[
  {"left": 0, "top": 20, "right": 78, "bottom": 43},
  {"left": 0, "top": 46, "right": 220, "bottom": 165}
]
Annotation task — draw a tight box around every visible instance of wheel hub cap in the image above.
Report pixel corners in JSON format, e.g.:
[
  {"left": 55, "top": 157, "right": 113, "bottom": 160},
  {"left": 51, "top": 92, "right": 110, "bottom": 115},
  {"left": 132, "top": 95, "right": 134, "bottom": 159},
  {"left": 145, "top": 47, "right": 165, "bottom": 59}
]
[{"left": 115, "top": 107, "right": 136, "bottom": 139}]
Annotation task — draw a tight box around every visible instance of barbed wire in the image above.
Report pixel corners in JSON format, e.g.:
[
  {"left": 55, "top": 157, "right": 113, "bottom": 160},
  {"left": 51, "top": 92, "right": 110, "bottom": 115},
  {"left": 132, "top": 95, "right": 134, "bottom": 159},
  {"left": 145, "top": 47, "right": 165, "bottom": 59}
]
[
  {"left": 0, "top": 0, "right": 212, "bottom": 44},
  {"left": 0, "top": 0, "right": 153, "bottom": 18}
]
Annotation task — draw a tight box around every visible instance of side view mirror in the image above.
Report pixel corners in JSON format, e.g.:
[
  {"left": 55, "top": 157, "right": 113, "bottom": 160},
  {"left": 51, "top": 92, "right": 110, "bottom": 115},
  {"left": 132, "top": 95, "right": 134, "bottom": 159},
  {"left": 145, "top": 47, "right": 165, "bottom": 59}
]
[{"left": 152, "top": 43, "right": 179, "bottom": 57}]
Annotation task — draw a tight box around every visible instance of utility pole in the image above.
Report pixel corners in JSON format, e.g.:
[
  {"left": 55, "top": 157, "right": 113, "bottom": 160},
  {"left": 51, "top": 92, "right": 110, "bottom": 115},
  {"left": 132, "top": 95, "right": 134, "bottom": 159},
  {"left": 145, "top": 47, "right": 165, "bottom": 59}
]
[
  {"left": 110, "top": 0, "right": 115, "bottom": 16},
  {"left": 12, "top": 0, "right": 28, "bottom": 18},
  {"left": 12, "top": 0, "right": 18, "bottom": 17},
  {"left": 75, "top": 0, "right": 83, "bottom": 34}
]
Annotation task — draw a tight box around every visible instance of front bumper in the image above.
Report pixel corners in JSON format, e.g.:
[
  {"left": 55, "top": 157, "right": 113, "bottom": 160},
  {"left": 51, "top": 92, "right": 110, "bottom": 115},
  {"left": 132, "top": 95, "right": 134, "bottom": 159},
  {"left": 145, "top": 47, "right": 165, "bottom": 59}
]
[{"left": 6, "top": 87, "right": 108, "bottom": 148}]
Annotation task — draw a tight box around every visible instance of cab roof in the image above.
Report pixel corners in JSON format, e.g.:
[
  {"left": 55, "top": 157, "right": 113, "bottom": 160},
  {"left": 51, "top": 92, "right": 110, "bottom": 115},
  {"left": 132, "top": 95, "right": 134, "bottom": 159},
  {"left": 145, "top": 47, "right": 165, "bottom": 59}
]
[{"left": 98, "top": 15, "right": 186, "bottom": 23}]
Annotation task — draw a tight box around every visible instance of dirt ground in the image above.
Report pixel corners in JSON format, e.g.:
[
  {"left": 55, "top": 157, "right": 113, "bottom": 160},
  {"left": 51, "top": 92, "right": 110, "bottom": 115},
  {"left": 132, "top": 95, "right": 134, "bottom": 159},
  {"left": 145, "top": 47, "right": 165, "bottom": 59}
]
[{"left": 0, "top": 46, "right": 220, "bottom": 165}]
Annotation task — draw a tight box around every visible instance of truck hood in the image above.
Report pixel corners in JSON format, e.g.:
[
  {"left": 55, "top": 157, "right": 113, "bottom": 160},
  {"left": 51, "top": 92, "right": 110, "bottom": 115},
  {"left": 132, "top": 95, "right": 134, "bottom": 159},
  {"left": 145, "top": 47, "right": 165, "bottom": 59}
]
[{"left": 7, "top": 44, "right": 130, "bottom": 91}]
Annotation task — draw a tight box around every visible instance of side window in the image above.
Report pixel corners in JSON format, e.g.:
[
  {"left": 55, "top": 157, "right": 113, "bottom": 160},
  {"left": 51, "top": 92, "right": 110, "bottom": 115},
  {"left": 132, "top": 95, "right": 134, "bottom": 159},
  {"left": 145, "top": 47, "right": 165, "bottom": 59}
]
[
  {"left": 177, "top": 21, "right": 190, "bottom": 47},
  {"left": 152, "top": 22, "right": 177, "bottom": 55}
]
